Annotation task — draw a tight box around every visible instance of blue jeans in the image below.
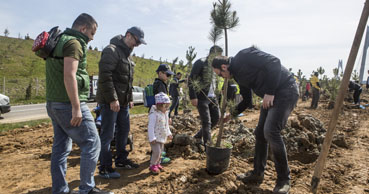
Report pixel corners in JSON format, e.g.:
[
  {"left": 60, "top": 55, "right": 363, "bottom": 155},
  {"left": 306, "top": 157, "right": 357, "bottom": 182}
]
[
  {"left": 169, "top": 96, "right": 180, "bottom": 117},
  {"left": 194, "top": 97, "right": 220, "bottom": 145},
  {"left": 47, "top": 102, "right": 101, "bottom": 194},
  {"left": 99, "top": 104, "right": 130, "bottom": 169},
  {"left": 253, "top": 83, "right": 298, "bottom": 183}
]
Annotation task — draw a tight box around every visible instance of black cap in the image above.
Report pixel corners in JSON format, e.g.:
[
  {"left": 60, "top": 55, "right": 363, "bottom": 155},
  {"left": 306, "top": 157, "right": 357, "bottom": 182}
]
[
  {"left": 209, "top": 45, "right": 223, "bottom": 54},
  {"left": 127, "top": 26, "right": 146, "bottom": 45},
  {"left": 156, "top": 64, "right": 175, "bottom": 75}
]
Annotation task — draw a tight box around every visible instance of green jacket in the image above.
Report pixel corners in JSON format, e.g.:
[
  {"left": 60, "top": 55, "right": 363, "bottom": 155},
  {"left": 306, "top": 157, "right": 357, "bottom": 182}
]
[
  {"left": 45, "top": 28, "right": 90, "bottom": 102},
  {"left": 96, "top": 35, "right": 134, "bottom": 107}
]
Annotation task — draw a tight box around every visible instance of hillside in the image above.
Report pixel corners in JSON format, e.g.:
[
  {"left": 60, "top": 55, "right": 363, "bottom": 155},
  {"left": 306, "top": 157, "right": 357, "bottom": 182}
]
[{"left": 0, "top": 36, "right": 175, "bottom": 101}]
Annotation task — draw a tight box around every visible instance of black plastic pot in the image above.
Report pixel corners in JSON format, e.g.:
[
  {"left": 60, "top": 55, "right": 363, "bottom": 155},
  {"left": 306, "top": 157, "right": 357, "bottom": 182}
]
[{"left": 206, "top": 145, "right": 232, "bottom": 174}]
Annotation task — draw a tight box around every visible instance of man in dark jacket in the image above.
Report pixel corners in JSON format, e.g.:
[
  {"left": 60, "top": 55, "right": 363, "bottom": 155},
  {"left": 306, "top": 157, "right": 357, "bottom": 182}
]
[
  {"left": 169, "top": 72, "right": 185, "bottom": 117},
  {"left": 349, "top": 80, "right": 362, "bottom": 105},
  {"left": 212, "top": 47, "right": 298, "bottom": 194},
  {"left": 96, "top": 26, "right": 146, "bottom": 179},
  {"left": 189, "top": 45, "right": 222, "bottom": 146}
]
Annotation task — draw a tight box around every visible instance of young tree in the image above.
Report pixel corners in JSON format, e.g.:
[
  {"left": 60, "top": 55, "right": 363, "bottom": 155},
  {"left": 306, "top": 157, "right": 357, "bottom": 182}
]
[
  {"left": 317, "top": 66, "right": 325, "bottom": 79},
  {"left": 210, "top": 0, "right": 239, "bottom": 147},
  {"left": 210, "top": 0, "right": 239, "bottom": 56},
  {"left": 4, "top": 28, "right": 9, "bottom": 37},
  {"left": 182, "top": 46, "right": 197, "bottom": 110}
]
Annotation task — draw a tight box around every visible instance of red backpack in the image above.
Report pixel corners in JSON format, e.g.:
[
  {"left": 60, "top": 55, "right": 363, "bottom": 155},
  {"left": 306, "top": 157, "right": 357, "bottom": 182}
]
[{"left": 32, "top": 26, "right": 62, "bottom": 59}]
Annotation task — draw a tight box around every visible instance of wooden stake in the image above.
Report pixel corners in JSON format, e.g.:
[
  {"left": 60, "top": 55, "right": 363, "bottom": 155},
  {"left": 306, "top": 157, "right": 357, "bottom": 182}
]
[
  {"left": 216, "top": 78, "right": 229, "bottom": 147},
  {"left": 310, "top": 1, "right": 369, "bottom": 193}
]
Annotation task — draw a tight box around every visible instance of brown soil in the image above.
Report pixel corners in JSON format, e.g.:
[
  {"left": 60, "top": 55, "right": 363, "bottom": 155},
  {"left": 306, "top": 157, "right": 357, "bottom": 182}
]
[{"left": 1, "top": 93, "right": 369, "bottom": 194}]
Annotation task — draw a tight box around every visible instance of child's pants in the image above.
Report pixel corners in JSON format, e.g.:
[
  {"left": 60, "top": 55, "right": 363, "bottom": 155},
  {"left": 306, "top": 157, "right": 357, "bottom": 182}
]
[{"left": 150, "top": 142, "right": 164, "bottom": 165}]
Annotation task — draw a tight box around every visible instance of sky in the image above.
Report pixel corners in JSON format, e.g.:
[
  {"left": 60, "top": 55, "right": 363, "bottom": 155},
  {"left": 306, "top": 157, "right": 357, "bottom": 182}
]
[{"left": 0, "top": 0, "right": 368, "bottom": 78}]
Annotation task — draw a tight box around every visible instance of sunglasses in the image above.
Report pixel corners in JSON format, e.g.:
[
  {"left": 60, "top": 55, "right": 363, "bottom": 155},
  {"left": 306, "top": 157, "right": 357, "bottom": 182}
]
[{"left": 132, "top": 35, "right": 141, "bottom": 45}]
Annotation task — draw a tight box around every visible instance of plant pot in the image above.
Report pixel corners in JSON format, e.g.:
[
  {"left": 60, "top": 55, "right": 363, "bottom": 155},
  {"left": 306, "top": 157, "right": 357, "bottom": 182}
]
[{"left": 206, "top": 145, "right": 231, "bottom": 175}]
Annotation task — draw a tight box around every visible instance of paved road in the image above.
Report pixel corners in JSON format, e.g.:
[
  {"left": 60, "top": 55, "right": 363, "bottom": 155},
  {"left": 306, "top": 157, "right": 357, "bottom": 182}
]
[{"left": 0, "top": 103, "right": 97, "bottom": 124}]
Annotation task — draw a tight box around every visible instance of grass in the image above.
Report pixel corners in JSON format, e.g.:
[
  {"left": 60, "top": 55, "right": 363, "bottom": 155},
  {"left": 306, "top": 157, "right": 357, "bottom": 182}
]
[{"left": 0, "top": 118, "right": 51, "bottom": 132}]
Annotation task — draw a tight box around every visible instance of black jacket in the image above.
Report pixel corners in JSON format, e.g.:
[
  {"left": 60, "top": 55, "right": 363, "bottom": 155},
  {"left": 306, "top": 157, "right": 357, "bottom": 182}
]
[
  {"left": 229, "top": 47, "right": 295, "bottom": 114},
  {"left": 189, "top": 57, "right": 216, "bottom": 100},
  {"left": 169, "top": 77, "right": 184, "bottom": 97},
  {"left": 349, "top": 81, "right": 361, "bottom": 91},
  {"left": 153, "top": 78, "right": 168, "bottom": 95},
  {"left": 96, "top": 35, "right": 134, "bottom": 107}
]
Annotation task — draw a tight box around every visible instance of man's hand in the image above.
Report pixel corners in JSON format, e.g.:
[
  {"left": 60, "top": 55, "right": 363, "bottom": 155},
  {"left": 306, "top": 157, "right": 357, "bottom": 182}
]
[
  {"left": 129, "top": 101, "right": 134, "bottom": 109},
  {"left": 168, "top": 135, "right": 173, "bottom": 140},
  {"left": 263, "top": 94, "right": 275, "bottom": 109},
  {"left": 70, "top": 107, "right": 82, "bottom": 127},
  {"left": 110, "top": 100, "right": 120, "bottom": 112},
  {"left": 191, "top": 99, "right": 198, "bottom": 107}
]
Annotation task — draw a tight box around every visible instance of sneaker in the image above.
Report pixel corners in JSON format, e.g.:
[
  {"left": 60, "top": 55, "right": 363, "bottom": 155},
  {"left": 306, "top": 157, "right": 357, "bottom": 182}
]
[
  {"left": 98, "top": 167, "right": 120, "bottom": 179},
  {"left": 161, "top": 156, "right": 171, "bottom": 164},
  {"left": 237, "top": 171, "right": 264, "bottom": 185},
  {"left": 161, "top": 151, "right": 166, "bottom": 157},
  {"left": 88, "top": 187, "right": 114, "bottom": 194},
  {"left": 116, "top": 159, "right": 139, "bottom": 169},
  {"left": 157, "top": 164, "right": 164, "bottom": 171},
  {"left": 149, "top": 165, "right": 160, "bottom": 174},
  {"left": 273, "top": 180, "right": 290, "bottom": 194}
]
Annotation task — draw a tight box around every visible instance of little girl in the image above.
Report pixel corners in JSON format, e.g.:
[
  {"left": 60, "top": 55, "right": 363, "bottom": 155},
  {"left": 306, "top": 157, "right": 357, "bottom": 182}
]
[{"left": 148, "top": 92, "right": 173, "bottom": 174}]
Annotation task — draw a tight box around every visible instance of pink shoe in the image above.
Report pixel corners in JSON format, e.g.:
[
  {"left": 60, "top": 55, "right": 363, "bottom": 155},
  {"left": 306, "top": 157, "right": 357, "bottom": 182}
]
[
  {"left": 157, "top": 164, "right": 164, "bottom": 171},
  {"left": 149, "top": 165, "right": 160, "bottom": 174}
]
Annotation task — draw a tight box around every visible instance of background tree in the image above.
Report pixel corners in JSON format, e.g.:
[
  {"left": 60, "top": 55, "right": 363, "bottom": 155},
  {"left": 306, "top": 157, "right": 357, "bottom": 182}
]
[
  {"left": 208, "top": 25, "right": 223, "bottom": 46},
  {"left": 171, "top": 57, "right": 179, "bottom": 74},
  {"left": 25, "top": 33, "right": 30, "bottom": 40},
  {"left": 182, "top": 46, "right": 197, "bottom": 110},
  {"left": 4, "top": 28, "right": 9, "bottom": 37},
  {"left": 89, "top": 45, "right": 93, "bottom": 50},
  {"left": 210, "top": 0, "right": 239, "bottom": 56}
]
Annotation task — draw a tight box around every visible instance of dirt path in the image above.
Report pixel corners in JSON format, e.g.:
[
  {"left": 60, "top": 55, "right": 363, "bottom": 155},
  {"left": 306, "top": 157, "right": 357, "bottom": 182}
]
[{"left": 0, "top": 96, "right": 369, "bottom": 194}]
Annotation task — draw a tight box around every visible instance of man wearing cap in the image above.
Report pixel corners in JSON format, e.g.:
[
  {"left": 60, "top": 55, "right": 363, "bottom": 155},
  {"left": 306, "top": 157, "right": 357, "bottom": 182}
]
[
  {"left": 96, "top": 26, "right": 146, "bottom": 179},
  {"left": 189, "top": 45, "right": 222, "bottom": 146}
]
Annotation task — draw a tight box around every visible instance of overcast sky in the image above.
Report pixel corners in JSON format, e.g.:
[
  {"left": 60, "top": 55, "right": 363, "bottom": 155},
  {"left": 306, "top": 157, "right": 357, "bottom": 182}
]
[{"left": 1, "top": 0, "right": 368, "bottom": 78}]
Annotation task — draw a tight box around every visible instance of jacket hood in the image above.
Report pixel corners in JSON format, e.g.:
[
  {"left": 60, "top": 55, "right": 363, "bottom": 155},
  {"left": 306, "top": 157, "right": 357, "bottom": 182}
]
[{"left": 110, "top": 35, "right": 133, "bottom": 56}]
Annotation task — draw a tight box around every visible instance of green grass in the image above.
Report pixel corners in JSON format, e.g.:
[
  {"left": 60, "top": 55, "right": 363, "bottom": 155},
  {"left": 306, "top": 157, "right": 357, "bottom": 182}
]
[
  {"left": 0, "top": 35, "right": 184, "bottom": 103},
  {"left": 130, "top": 104, "right": 148, "bottom": 115},
  {"left": 0, "top": 118, "right": 51, "bottom": 132}
]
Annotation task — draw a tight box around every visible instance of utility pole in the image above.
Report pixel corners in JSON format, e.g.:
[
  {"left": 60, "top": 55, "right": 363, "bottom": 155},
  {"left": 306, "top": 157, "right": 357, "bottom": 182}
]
[{"left": 359, "top": 25, "right": 369, "bottom": 83}]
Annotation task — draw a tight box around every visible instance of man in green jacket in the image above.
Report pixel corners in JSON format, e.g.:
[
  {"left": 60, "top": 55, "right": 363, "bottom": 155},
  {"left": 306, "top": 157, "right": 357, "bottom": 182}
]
[
  {"left": 45, "top": 13, "right": 112, "bottom": 194},
  {"left": 96, "top": 26, "right": 146, "bottom": 179}
]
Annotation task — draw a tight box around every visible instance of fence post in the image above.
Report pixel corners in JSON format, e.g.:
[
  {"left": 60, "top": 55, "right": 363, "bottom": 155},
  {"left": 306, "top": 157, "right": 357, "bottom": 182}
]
[
  {"left": 3, "top": 77, "right": 5, "bottom": 94},
  {"left": 35, "top": 77, "right": 39, "bottom": 96}
]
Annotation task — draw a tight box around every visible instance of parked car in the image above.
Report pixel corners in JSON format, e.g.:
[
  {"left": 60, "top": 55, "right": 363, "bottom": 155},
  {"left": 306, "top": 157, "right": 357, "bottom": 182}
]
[
  {"left": 132, "top": 86, "right": 144, "bottom": 104},
  {"left": 0, "top": 93, "right": 11, "bottom": 118}
]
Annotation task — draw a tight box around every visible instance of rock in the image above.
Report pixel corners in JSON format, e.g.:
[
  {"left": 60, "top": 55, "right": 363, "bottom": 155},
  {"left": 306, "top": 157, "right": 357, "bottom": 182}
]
[
  {"left": 173, "top": 134, "right": 191, "bottom": 146},
  {"left": 332, "top": 133, "right": 348, "bottom": 148}
]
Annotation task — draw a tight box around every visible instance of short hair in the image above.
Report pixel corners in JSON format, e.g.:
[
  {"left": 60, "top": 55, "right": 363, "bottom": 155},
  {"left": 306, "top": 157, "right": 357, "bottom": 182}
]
[
  {"left": 176, "top": 72, "right": 182, "bottom": 76},
  {"left": 209, "top": 45, "right": 223, "bottom": 55},
  {"left": 72, "top": 13, "right": 98, "bottom": 30},
  {"left": 212, "top": 56, "right": 230, "bottom": 69},
  {"left": 314, "top": 72, "right": 319, "bottom": 76}
]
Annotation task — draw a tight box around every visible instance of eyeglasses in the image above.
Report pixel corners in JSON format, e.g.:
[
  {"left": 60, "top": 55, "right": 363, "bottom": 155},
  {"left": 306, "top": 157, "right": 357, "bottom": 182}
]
[{"left": 132, "top": 35, "right": 141, "bottom": 45}]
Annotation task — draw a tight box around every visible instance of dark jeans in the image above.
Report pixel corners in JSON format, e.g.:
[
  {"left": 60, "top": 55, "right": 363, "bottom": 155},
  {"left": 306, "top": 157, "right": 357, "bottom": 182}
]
[
  {"left": 311, "top": 87, "right": 320, "bottom": 108},
  {"left": 99, "top": 104, "right": 130, "bottom": 169},
  {"left": 353, "top": 88, "right": 362, "bottom": 104},
  {"left": 253, "top": 83, "right": 298, "bottom": 182},
  {"left": 194, "top": 97, "right": 220, "bottom": 145},
  {"left": 169, "top": 96, "right": 180, "bottom": 117}
]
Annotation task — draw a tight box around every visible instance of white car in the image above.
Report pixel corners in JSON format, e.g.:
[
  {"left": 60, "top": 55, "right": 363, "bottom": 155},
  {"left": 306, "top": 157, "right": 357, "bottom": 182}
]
[
  {"left": 132, "top": 86, "right": 144, "bottom": 104},
  {"left": 0, "top": 93, "right": 11, "bottom": 118}
]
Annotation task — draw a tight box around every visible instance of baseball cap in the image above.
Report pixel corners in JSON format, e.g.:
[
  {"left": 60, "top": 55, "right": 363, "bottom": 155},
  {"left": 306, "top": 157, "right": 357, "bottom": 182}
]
[
  {"left": 127, "top": 26, "right": 146, "bottom": 45},
  {"left": 156, "top": 64, "right": 175, "bottom": 75}
]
